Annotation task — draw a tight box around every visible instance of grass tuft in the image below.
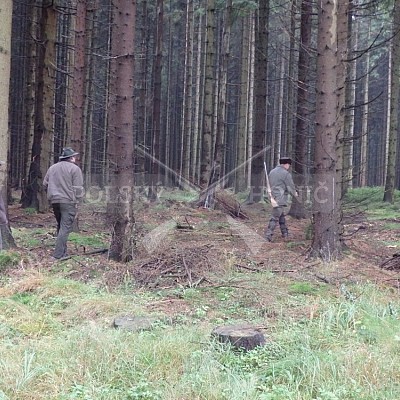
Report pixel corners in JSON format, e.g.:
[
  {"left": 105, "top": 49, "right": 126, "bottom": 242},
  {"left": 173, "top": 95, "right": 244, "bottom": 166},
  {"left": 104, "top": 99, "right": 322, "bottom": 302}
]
[{"left": 0, "top": 251, "right": 21, "bottom": 271}]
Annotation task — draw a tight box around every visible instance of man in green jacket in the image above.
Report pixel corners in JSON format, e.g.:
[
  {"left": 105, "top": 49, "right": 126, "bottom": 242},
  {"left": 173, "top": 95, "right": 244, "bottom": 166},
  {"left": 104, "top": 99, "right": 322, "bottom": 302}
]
[
  {"left": 265, "top": 157, "right": 298, "bottom": 242},
  {"left": 43, "top": 147, "right": 84, "bottom": 259}
]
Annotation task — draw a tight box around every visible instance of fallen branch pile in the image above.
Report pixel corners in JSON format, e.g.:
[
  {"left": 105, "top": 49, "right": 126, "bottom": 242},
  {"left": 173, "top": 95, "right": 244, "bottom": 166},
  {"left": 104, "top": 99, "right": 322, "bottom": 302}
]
[{"left": 133, "top": 245, "right": 215, "bottom": 288}]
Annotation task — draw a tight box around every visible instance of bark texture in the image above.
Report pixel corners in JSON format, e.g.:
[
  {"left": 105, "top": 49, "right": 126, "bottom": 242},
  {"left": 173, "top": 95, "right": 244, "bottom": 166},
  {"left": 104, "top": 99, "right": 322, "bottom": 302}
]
[
  {"left": 107, "top": 0, "right": 136, "bottom": 262},
  {"left": 311, "top": 0, "right": 344, "bottom": 260}
]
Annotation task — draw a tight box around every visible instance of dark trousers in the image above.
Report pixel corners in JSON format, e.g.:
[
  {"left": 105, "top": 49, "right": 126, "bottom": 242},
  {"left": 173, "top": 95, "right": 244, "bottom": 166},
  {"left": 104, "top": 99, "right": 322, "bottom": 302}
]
[
  {"left": 265, "top": 206, "right": 288, "bottom": 238},
  {"left": 52, "top": 203, "right": 77, "bottom": 258}
]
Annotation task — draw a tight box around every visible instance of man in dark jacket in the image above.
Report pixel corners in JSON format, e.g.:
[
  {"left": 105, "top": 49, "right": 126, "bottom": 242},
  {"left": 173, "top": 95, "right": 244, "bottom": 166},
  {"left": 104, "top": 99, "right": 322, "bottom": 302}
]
[
  {"left": 265, "top": 157, "right": 297, "bottom": 242},
  {"left": 43, "top": 148, "right": 84, "bottom": 259}
]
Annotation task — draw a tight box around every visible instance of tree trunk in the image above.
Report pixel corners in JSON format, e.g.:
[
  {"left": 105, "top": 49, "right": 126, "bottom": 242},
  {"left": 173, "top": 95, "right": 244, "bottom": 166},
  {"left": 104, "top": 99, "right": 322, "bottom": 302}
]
[
  {"left": 273, "top": 53, "right": 285, "bottom": 157},
  {"left": 204, "top": 0, "right": 233, "bottom": 208},
  {"left": 235, "top": 16, "right": 251, "bottom": 193},
  {"left": 335, "top": 0, "right": 350, "bottom": 211},
  {"left": 285, "top": 0, "right": 297, "bottom": 156},
  {"left": 9, "top": 1, "right": 31, "bottom": 190},
  {"left": 383, "top": 0, "right": 400, "bottom": 203},
  {"left": 135, "top": 0, "right": 148, "bottom": 187},
  {"left": 164, "top": 3, "right": 173, "bottom": 185},
  {"left": 82, "top": 4, "right": 96, "bottom": 187},
  {"left": 249, "top": 0, "right": 269, "bottom": 203},
  {"left": 24, "top": 5, "right": 38, "bottom": 186},
  {"left": 359, "top": 20, "right": 370, "bottom": 187},
  {"left": 70, "top": 0, "right": 89, "bottom": 233},
  {"left": 191, "top": 12, "right": 204, "bottom": 183},
  {"left": 288, "top": 0, "right": 312, "bottom": 220},
  {"left": 311, "top": 0, "right": 344, "bottom": 260},
  {"left": 107, "top": 0, "right": 136, "bottom": 262},
  {"left": 200, "top": 0, "right": 216, "bottom": 189},
  {"left": 181, "top": 0, "right": 194, "bottom": 180},
  {"left": 22, "top": 3, "right": 57, "bottom": 212},
  {"left": 247, "top": 16, "right": 255, "bottom": 188},
  {"left": 70, "top": 0, "right": 88, "bottom": 158},
  {"left": 342, "top": 0, "right": 355, "bottom": 194},
  {"left": 0, "top": 0, "right": 16, "bottom": 248},
  {"left": 148, "top": 0, "right": 164, "bottom": 200}
]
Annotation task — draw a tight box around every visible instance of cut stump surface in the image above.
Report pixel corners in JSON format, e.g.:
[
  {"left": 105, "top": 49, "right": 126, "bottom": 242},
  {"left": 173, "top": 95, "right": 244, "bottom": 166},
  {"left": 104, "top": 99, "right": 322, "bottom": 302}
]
[{"left": 211, "top": 324, "right": 266, "bottom": 351}]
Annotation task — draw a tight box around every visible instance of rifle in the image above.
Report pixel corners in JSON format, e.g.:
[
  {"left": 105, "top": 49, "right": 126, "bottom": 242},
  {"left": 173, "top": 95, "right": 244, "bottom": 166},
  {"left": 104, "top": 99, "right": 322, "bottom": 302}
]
[{"left": 264, "top": 162, "right": 279, "bottom": 208}]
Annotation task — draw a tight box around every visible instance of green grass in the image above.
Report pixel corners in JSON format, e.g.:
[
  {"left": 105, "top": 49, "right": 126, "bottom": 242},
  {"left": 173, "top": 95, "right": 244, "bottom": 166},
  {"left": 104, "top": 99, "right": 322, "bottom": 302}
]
[
  {"left": 68, "top": 232, "right": 108, "bottom": 248},
  {"left": 288, "top": 282, "right": 321, "bottom": 295},
  {"left": 13, "top": 228, "right": 108, "bottom": 250},
  {"left": 368, "top": 206, "right": 400, "bottom": 220},
  {"left": 384, "top": 222, "right": 400, "bottom": 230},
  {"left": 344, "top": 186, "right": 400, "bottom": 219},
  {"left": 23, "top": 207, "right": 37, "bottom": 215},
  {"left": 2, "top": 264, "right": 400, "bottom": 399},
  {"left": 12, "top": 228, "right": 48, "bottom": 248},
  {"left": 0, "top": 251, "right": 21, "bottom": 271},
  {"left": 344, "top": 186, "right": 388, "bottom": 205}
]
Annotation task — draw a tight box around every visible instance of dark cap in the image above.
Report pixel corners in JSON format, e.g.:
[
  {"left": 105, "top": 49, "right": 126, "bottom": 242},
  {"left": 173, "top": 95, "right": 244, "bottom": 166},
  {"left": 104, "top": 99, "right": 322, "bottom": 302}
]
[
  {"left": 59, "top": 147, "right": 79, "bottom": 160},
  {"left": 279, "top": 157, "right": 292, "bottom": 165}
]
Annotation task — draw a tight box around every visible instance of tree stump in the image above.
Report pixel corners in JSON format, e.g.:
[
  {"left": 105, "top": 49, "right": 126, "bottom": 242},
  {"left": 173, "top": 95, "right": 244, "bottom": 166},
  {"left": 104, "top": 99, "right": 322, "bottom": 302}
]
[
  {"left": 211, "top": 324, "right": 266, "bottom": 351},
  {"left": 113, "top": 315, "right": 159, "bottom": 332}
]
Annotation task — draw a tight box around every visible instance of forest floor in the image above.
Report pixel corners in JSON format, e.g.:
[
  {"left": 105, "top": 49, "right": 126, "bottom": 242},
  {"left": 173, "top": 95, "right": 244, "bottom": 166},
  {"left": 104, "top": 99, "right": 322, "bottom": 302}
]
[
  {"left": 3, "top": 188, "right": 400, "bottom": 399},
  {"left": 6, "top": 188, "right": 400, "bottom": 305}
]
